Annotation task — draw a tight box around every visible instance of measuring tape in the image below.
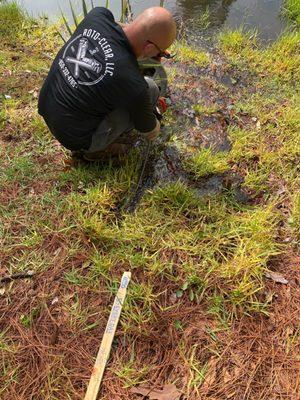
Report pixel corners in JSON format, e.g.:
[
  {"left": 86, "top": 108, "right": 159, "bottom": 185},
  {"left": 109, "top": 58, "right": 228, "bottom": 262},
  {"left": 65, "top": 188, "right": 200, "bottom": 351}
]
[{"left": 84, "top": 271, "right": 131, "bottom": 400}]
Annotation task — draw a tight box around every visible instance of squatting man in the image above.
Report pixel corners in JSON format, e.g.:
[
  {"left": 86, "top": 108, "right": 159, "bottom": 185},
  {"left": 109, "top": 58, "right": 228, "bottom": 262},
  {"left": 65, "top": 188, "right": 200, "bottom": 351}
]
[{"left": 38, "top": 6, "right": 177, "bottom": 160}]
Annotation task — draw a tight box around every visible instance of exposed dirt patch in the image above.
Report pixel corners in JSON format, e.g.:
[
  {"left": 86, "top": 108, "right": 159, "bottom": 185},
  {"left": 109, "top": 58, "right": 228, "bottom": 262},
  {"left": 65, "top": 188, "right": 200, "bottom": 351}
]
[{"left": 114, "top": 55, "right": 260, "bottom": 215}]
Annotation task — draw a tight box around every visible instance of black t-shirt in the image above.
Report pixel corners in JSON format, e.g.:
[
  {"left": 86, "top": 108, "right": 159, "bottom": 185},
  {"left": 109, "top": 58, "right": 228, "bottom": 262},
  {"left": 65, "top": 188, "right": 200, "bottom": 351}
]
[{"left": 38, "top": 7, "right": 156, "bottom": 150}]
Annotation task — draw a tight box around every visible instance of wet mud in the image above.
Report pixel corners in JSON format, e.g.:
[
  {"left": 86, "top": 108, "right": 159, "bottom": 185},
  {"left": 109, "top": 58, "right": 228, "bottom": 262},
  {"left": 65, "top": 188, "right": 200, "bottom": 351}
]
[{"left": 118, "top": 55, "right": 255, "bottom": 214}]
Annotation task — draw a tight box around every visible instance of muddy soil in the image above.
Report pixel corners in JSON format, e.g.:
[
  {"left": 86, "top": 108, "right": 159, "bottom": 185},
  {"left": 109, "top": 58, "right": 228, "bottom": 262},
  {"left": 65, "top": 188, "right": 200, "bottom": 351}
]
[{"left": 116, "top": 55, "right": 256, "bottom": 214}]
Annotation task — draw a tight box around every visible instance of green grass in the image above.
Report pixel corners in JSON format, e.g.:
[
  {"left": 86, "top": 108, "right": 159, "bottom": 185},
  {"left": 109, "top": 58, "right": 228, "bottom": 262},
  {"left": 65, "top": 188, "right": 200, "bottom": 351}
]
[
  {"left": 229, "top": 88, "right": 300, "bottom": 189},
  {"left": 218, "top": 27, "right": 257, "bottom": 54},
  {"left": 171, "top": 41, "right": 210, "bottom": 67},
  {"left": 289, "top": 193, "right": 300, "bottom": 245},
  {"left": 179, "top": 343, "right": 208, "bottom": 395},
  {"left": 183, "top": 148, "right": 229, "bottom": 178},
  {"left": 66, "top": 178, "right": 280, "bottom": 318},
  {"left": 218, "top": 29, "right": 300, "bottom": 82},
  {"left": 0, "top": 4, "right": 299, "bottom": 398},
  {"left": 283, "top": 0, "right": 300, "bottom": 25},
  {"left": 193, "top": 104, "right": 220, "bottom": 115},
  {"left": 0, "top": 1, "right": 27, "bottom": 41}
]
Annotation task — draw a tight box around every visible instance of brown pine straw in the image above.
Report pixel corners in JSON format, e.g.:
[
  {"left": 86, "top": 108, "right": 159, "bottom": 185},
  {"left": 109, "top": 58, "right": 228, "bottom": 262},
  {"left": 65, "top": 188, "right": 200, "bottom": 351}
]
[{"left": 0, "top": 253, "right": 299, "bottom": 399}]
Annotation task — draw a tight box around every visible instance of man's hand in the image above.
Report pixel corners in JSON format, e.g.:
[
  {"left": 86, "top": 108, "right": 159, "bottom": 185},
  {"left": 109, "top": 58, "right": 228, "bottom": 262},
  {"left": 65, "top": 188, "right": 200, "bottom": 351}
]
[{"left": 142, "top": 118, "right": 160, "bottom": 141}]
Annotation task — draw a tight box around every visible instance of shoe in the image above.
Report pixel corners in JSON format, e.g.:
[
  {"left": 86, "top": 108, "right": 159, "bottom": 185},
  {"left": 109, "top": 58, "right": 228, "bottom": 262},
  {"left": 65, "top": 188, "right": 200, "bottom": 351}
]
[
  {"left": 71, "top": 150, "right": 84, "bottom": 159},
  {"left": 83, "top": 142, "right": 130, "bottom": 161}
]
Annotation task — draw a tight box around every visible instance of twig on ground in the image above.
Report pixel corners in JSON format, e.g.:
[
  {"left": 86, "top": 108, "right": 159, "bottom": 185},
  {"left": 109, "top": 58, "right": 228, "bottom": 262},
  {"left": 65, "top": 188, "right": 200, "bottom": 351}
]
[{"left": 0, "top": 270, "right": 34, "bottom": 284}]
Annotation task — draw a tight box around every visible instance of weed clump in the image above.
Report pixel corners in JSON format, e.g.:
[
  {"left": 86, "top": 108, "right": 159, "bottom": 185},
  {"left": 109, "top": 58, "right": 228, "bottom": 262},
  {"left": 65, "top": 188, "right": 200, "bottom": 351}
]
[
  {"left": 0, "top": 1, "right": 26, "bottom": 41},
  {"left": 184, "top": 148, "right": 229, "bottom": 178},
  {"left": 218, "top": 27, "right": 257, "bottom": 54}
]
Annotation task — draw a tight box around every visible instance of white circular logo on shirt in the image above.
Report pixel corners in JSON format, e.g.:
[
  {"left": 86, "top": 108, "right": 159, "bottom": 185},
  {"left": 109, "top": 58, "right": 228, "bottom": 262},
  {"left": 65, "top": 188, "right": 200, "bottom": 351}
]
[{"left": 61, "top": 31, "right": 115, "bottom": 87}]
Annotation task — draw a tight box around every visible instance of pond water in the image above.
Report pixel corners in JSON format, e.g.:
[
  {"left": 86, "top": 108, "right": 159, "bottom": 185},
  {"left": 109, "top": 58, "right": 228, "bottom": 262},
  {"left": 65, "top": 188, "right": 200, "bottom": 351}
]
[{"left": 19, "top": 0, "right": 287, "bottom": 42}]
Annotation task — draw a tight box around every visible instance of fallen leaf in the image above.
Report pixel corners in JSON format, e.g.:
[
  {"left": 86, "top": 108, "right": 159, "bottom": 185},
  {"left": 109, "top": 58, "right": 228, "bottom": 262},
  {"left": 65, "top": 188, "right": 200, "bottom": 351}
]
[
  {"left": 82, "top": 260, "right": 92, "bottom": 269},
  {"left": 265, "top": 271, "right": 288, "bottom": 284},
  {"left": 223, "top": 369, "right": 231, "bottom": 383},
  {"left": 211, "top": 63, "right": 217, "bottom": 75},
  {"left": 77, "top": 181, "right": 85, "bottom": 191},
  {"left": 233, "top": 365, "right": 241, "bottom": 378},
  {"left": 169, "top": 292, "right": 177, "bottom": 304},
  {"left": 265, "top": 291, "right": 275, "bottom": 303},
  {"left": 286, "top": 326, "right": 294, "bottom": 337},
  {"left": 51, "top": 297, "right": 59, "bottom": 305},
  {"left": 131, "top": 386, "right": 151, "bottom": 397},
  {"left": 130, "top": 384, "right": 181, "bottom": 400},
  {"left": 53, "top": 247, "right": 62, "bottom": 257},
  {"left": 3, "top": 69, "right": 12, "bottom": 77}
]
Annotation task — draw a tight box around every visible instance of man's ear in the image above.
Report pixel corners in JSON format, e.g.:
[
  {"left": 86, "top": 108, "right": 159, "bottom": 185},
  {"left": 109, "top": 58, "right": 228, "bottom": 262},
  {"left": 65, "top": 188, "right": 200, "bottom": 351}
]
[{"left": 143, "top": 42, "right": 154, "bottom": 57}]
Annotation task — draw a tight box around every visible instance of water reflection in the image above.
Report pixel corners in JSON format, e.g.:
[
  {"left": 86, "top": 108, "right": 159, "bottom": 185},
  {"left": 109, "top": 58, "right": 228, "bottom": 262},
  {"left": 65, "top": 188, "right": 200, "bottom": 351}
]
[
  {"left": 176, "top": 0, "right": 236, "bottom": 24},
  {"left": 175, "top": 0, "right": 285, "bottom": 41},
  {"left": 19, "top": 0, "right": 286, "bottom": 42}
]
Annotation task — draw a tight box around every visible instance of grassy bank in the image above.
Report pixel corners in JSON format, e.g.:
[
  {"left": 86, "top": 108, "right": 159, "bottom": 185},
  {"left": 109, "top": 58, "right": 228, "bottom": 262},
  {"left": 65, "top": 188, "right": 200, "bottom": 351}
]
[
  {"left": 283, "top": 0, "right": 300, "bottom": 26},
  {"left": 0, "top": 3, "right": 299, "bottom": 400},
  {"left": 0, "top": 1, "right": 26, "bottom": 38}
]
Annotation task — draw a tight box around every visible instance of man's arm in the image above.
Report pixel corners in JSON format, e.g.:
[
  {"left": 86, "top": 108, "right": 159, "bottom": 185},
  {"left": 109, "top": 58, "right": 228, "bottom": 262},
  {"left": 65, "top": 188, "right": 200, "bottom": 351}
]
[{"left": 127, "top": 88, "right": 160, "bottom": 141}]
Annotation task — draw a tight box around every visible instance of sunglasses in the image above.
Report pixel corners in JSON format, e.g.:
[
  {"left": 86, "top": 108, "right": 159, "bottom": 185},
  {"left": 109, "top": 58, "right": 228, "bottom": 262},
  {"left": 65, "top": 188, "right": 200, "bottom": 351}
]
[{"left": 147, "top": 40, "right": 168, "bottom": 58}]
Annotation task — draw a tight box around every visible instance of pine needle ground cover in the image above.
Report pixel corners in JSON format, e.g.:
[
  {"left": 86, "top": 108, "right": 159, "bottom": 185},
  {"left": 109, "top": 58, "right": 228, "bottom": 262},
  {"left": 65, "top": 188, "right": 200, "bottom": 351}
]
[{"left": 0, "top": 5, "right": 299, "bottom": 400}]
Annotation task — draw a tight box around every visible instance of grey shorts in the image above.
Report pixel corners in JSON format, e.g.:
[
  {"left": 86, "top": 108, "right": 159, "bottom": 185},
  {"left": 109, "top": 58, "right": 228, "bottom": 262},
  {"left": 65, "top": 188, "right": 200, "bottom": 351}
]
[{"left": 85, "top": 77, "right": 159, "bottom": 156}]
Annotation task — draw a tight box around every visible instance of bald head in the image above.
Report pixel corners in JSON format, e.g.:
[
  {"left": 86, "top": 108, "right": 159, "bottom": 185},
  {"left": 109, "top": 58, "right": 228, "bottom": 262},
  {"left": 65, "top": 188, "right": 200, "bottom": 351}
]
[
  {"left": 133, "top": 7, "right": 177, "bottom": 49},
  {"left": 123, "top": 7, "right": 177, "bottom": 58}
]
